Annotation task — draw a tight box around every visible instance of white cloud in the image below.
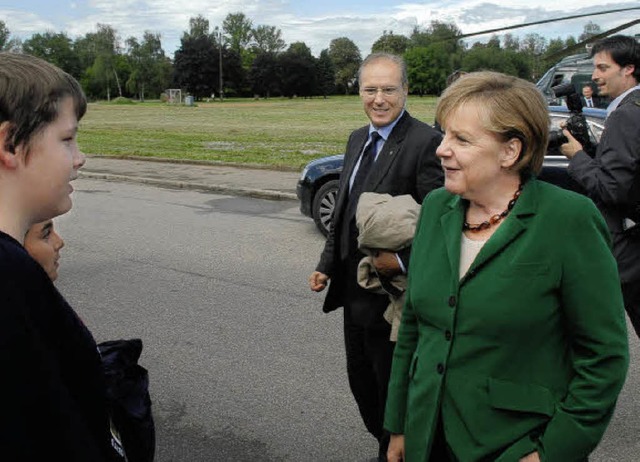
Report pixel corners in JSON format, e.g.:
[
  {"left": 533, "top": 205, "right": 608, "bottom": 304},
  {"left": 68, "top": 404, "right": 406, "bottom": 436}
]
[{"left": 3, "top": 1, "right": 640, "bottom": 57}]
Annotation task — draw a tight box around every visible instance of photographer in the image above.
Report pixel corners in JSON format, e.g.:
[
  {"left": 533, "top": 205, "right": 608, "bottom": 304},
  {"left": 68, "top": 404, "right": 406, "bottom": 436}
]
[{"left": 561, "top": 35, "right": 640, "bottom": 337}]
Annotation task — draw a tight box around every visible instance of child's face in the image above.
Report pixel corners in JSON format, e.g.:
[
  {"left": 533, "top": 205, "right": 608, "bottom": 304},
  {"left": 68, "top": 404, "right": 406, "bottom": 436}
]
[
  {"left": 24, "top": 220, "right": 64, "bottom": 281},
  {"left": 20, "top": 96, "right": 85, "bottom": 222}
]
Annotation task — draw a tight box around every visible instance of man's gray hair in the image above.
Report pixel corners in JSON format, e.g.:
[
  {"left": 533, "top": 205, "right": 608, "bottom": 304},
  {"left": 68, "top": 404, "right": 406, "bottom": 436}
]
[{"left": 358, "top": 53, "right": 408, "bottom": 87}]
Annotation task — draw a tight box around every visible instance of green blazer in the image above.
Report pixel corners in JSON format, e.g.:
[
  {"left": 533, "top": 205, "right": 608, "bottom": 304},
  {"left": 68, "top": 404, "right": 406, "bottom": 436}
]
[{"left": 384, "top": 178, "right": 629, "bottom": 462}]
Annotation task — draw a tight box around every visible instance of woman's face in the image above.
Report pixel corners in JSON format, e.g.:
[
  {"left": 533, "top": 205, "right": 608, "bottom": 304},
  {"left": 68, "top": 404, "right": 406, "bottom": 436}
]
[
  {"left": 24, "top": 220, "right": 65, "bottom": 281},
  {"left": 436, "top": 101, "right": 519, "bottom": 200}
]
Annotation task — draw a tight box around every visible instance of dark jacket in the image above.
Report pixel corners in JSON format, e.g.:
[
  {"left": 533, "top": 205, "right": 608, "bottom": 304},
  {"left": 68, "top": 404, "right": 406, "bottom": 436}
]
[
  {"left": 316, "top": 111, "right": 443, "bottom": 313},
  {"left": 568, "top": 88, "right": 640, "bottom": 283},
  {"left": 0, "top": 231, "right": 122, "bottom": 461}
]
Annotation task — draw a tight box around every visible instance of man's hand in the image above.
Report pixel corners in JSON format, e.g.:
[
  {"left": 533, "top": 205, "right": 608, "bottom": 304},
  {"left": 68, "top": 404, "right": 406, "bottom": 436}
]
[
  {"left": 519, "top": 451, "right": 541, "bottom": 462},
  {"left": 372, "top": 250, "right": 402, "bottom": 278},
  {"left": 309, "top": 271, "right": 329, "bottom": 292},
  {"left": 387, "top": 434, "right": 405, "bottom": 462},
  {"left": 559, "top": 128, "right": 583, "bottom": 159}
]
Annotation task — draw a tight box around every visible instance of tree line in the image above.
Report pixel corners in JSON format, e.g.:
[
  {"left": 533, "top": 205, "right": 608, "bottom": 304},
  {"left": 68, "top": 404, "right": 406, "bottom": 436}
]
[{"left": 0, "top": 15, "right": 603, "bottom": 101}]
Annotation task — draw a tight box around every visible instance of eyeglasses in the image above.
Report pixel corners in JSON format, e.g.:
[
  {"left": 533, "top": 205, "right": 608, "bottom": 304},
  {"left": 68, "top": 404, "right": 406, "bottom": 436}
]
[{"left": 360, "top": 86, "right": 401, "bottom": 98}]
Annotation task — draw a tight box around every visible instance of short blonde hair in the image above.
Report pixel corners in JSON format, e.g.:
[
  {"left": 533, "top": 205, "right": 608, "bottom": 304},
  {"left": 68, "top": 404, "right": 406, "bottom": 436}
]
[{"left": 435, "top": 71, "right": 549, "bottom": 176}]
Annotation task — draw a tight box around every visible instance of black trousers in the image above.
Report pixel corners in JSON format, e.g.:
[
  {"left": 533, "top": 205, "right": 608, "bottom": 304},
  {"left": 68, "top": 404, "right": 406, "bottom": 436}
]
[
  {"left": 622, "top": 280, "right": 640, "bottom": 338},
  {"left": 342, "top": 253, "right": 395, "bottom": 459},
  {"left": 429, "top": 414, "right": 457, "bottom": 461}
]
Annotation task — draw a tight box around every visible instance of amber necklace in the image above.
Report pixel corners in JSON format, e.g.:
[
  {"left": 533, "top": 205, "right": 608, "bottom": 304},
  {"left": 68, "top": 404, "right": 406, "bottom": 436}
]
[{"left": 463, "top": 184, "right": 523, "bottom": 233}]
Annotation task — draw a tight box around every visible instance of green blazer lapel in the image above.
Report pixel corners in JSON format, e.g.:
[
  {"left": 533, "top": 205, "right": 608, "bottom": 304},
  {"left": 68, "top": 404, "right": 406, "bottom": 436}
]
[
  {"left": 462, "top": 180, "right": 538, "bottom": 285},
  {"left": 441, "top": 195, "right": 465, "bottom": 280}
]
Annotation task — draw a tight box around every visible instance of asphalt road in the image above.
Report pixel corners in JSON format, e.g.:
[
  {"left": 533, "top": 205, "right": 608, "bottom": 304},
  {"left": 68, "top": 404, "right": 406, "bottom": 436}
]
[{"left": 55, "top": 178, "right": 640, "bottom": 462}]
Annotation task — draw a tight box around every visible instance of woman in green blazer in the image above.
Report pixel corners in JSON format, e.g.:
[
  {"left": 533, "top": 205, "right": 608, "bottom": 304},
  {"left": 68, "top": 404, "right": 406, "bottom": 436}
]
[{"left": 384, "top": 72, "right": 629, "bottom": 462}]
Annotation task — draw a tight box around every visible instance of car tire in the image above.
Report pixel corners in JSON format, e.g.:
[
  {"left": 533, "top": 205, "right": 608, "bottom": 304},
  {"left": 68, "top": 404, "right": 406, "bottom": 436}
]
[{"left": 312, "top": 179, "right": 339, "bottom": 237}]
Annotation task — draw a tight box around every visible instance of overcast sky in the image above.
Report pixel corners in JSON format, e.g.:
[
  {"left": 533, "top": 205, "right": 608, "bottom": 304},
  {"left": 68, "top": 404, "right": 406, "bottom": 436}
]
[{"left": 2, "top": 1, "right": 639, "bottom": 57}]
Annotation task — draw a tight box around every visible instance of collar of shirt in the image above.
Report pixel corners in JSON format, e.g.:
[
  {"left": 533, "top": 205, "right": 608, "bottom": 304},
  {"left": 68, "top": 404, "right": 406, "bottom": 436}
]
[
  {"left": 607, "top": 84, "right": 640, "bottom": 117},
  {"left": 349, "top": 110, "right": 406, "bottom": 191},
  {"left": 366, "top": 109, "right": 405, "bottom": 161}
]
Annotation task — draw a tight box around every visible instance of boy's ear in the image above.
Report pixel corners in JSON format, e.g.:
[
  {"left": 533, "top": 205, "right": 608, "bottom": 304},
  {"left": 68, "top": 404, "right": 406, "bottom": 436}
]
[{"left": 0, "top": 122, "right": 19, "bottom": 169}]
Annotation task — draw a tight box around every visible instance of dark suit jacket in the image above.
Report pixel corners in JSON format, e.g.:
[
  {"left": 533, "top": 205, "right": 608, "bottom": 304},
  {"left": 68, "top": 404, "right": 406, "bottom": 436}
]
[
  {"left": 316, "top": 111, "right": 443, "bottom": 313},
  {"left": 385, "top": 179, "right": 628, "bottom": 461},
  {"left": 569, "top": 89, "right": 640, "bottom": 283},
  {"left": 581, "top": 95, "right": 607, "bottom": 109}
]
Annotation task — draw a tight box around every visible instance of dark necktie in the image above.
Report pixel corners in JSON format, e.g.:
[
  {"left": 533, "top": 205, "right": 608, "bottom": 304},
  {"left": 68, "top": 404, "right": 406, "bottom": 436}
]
[
  {"left": 587, "top": 98, "right": 593, "bottom": 107},
  {"left": 340, "top": 132, "right": 381, "bottom": 259},
  {"left": 349, "top": 132, "right": 380, "bottom": 205}
]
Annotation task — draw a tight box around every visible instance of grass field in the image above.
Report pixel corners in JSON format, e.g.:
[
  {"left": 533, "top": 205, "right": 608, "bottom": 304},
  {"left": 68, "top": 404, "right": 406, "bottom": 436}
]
[{"left": 79, "top": 96, "right": 439, "bottom": 169}]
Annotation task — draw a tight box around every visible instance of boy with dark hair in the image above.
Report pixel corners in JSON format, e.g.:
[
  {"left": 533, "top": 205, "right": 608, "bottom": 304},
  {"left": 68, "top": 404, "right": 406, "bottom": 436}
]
[{"left": 0, "top": 52, "right": 125, "bottom": 461}]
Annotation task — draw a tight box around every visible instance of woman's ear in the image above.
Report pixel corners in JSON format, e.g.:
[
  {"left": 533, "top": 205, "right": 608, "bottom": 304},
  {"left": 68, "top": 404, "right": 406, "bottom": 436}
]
[
  {"left": 0, "top": 122, "right": 20, "bottom": 169},
  {"left": 501, "top": 137, "right": 522, "bottom": 168}
]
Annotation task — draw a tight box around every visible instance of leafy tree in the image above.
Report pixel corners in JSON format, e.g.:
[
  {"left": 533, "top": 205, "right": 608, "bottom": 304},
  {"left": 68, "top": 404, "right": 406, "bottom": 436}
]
[
  {"left": 222, "top": 13, "right": 255, "bottom": 69},
  {"left": 173, "top": 17, "right": 244, "bottom": 99},
  {"left": 579, "top": 21, "right": 602, "bottom": 42},
  {"left": 279, "top": 42, "right": 317, "bottom": 98},
  {"left": 173, "top": 34, "right": 217, "bottom": 99},
  {"left": 328, "top": 37, "right": 361, "bottom": 94},
  {"left": 371, "top": 31, "right": 410, "bottom": 55},
  {"left": 316, "top": 49, "right": 336, "bottom": 98},
  {"left": 249, "top": 51, "right": 280, "bottom": 97},
  {"left": 0, "top": 20, "right": 12, "bottom": 50},
  {"left": 487, "top": 35, "right": 501, "bottom": 49},
  {"left": 405, "top": 45, "right": 450, "bottom": 96},
  {"left": 75, "top": 24, "right": 124, "bottom": 100},
  {"left": 503, "top": 33, "right": 520, "bottom": 51},
  {"left": 406, "top": 20, "right": 464, "bottom": 90},
  {"left": 251, "top": 25, "right": 286, "bottom": 54},
  {"left": 542, "top": 37, "right": 567, "bottom": 70},
  {"left": 22, "top": 31, "right": 82, "bottom": 78},
  {"left": 462, "top": 45, "right": 530, "bottom": 79},
  {"left": 520, "top": 33, "right": 548, "bottom": 80},
  {"left": 564, "top": 36, "right": 577, "bottom": 49},
  {"left": 410, "top": 21, "right": 463, "bottom": 56},
  {"left": 185, "top": 15, "right": 213, "bottom": 40},
  {"left": 223, "top": 12, "right": 253, "bottom": 56},
  {"left": 218, "top": 47, "right": 245, "bottom": 97},
  {"left": 0, "top": 21, "right": 21, "bottom": 51},
  {"left": 125, "top": 32, "right": 171, "bottom": 100},
  {"left": 520, "top": 33, "right": 547, "bottom": 55}
]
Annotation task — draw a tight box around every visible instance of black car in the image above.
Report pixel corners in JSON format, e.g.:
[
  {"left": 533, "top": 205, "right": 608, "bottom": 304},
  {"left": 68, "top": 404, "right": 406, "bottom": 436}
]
[{"left": 297, "top": 106, "right": 607, "bottom": 236}]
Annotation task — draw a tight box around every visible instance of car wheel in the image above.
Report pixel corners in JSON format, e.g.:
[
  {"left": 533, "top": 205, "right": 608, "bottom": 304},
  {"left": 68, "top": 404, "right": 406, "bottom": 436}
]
[{"left": 312, "top": 179, "right": 339, "bottom": 237}]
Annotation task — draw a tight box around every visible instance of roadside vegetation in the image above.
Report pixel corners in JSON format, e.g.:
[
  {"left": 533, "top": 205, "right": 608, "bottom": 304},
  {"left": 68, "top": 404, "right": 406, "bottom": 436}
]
[{"left": 79, "top": 96, "right": 438, "bottom": 169}]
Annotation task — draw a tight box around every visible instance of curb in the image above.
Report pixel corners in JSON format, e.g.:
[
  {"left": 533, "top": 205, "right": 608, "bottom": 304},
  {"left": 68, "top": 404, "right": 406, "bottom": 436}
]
[
  {"left": 78, "top": 171, "right": 298, "bottom": 201},
  {"left": 85, "top": 154, "right": 302, "bottom": 172}
]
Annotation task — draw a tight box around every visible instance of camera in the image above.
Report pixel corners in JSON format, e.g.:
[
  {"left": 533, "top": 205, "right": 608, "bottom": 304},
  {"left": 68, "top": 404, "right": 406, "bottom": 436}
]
[{"left": 547, "top": 82, "right": 596, "bottom": 157}]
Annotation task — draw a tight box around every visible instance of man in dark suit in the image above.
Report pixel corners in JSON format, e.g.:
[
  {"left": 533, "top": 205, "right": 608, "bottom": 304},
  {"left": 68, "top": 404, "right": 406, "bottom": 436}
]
[
  {"left": 308, "top": 53, "right": 442, "bottom": 461},
  {"left": 581, "top": 83, "right": 597, "bottom": 108},
  {"left": 581, "top": 83, "right": 608, "bottom": 109},
  {"left": 561, "top": 35, "right": 640, "bottom": 338}
]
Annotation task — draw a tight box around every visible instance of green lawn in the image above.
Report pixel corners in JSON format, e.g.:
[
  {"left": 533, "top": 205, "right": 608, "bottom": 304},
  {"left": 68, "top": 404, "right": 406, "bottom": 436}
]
[{"left": 79, "top": 96, "right": 439, "bottom": 169}]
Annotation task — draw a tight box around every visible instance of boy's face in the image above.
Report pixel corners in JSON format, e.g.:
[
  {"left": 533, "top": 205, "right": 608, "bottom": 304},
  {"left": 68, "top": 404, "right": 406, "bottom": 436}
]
[
  {"left": 19, "top": 97, "right": 85, "bottom": 222},
  {"left": 24, "top": 220, "right": 64, "bottom": 281}
]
